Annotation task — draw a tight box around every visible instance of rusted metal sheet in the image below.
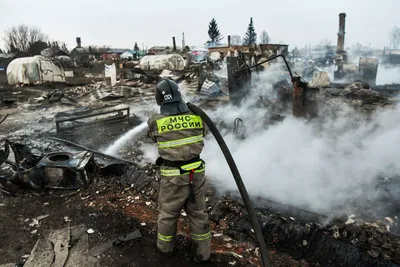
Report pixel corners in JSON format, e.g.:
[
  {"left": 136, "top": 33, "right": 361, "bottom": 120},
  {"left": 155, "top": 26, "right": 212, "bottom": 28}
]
[
  {"left": 89, "top": 229, "right": 142, "bottom": 256},
  {"left": 292, "top": 76, "right": 319, "bottom": 118},
  {"left": 55, "top": 107, "right": 131, "bottom": 133},
  {"left": 39, "top": 151, "right": 93, "bottom": 190},
  {"left": 359, "top": 57, "right": 379, "bottom": 85},
  {"left": 226, "top": 56, "right": 251, "bottom": 105},
  {"left": 292, "top": 76, "right": 306, "bottom": 117}
]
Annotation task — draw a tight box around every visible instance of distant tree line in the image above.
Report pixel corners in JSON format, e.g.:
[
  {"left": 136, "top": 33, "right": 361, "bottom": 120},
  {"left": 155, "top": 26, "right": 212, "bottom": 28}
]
[
  {"left": 389, "top": 26, "right": 400, "bottom": 50},
  {"left": 3, "top": 24, "right": 69, "bottom": 56},
  {"left": 206, "top": 17, "right": 270, "bottom": 46},
  {"left": 2, "top": 24, "right": 147, "bottom": 60}
]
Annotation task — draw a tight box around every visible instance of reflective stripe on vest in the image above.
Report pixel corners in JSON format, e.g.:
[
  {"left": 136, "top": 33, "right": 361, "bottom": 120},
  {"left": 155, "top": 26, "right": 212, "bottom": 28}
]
[
  {"left": 157, "top": 135, "right": 203, "bottom": 149},
  {"left": 156, "top": 115, "right": 203, "bottom": 134},
  {"left": 160, "top": 167, "right": 205, "bottom": 177},
  {"left": 181, "top": 161, "right": 202, "bottom": 171}
]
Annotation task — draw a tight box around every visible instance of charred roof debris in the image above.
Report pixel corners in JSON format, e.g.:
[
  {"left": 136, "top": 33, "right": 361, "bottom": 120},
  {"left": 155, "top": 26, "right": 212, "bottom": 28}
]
[{"left": 1, "top": 12, "right": 400, "bottom": 267}]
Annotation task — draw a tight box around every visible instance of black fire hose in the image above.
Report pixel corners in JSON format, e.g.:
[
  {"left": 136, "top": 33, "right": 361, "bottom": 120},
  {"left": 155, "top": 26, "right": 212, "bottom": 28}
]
[
  {"left": 235, "top": 54, "right": 294, "bottom": 80},
  {"left": 187, "top": 103, "right": 271, "bottom": 267}
]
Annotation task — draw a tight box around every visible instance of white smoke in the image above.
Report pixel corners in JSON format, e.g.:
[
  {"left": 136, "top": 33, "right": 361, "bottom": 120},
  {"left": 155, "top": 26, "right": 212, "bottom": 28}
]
[
  {"left": 140, "top": 142, "right": 158, "bottom": 163},
  {"left": 137, "top": 62, "right": 400, "bottom": 216},
  {"left": 199, "top": 68, "right": 400, "bottom": 215},
  {"left": 214, "top": 61, "right": 228, "bottom": 79},
  {"left": 376, "top": 65, "right": 400, "bottom": 85}
]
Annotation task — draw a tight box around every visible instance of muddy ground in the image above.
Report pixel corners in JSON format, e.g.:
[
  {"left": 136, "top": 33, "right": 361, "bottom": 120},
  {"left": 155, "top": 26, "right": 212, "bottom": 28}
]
[
  {"left": 0, "top": 175, "right": 310, "bottom": 267},
  {"left": 2, "top": 83, "right": 400, "bottom": 267},
  {"left": 0, "top": 86, "right": 307, "bottom": 267},
  {"left": 0, "top": 180, "right": 233, "bottom": 267}
]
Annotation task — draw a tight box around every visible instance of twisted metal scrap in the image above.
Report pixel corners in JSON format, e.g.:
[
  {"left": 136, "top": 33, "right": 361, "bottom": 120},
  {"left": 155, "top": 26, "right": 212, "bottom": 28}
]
[{"left": 0, "top": 114, "right": 8, "bottom": 125}]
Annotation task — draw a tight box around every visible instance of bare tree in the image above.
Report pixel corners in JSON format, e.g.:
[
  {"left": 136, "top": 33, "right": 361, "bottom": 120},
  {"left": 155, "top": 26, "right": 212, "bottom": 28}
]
[
  {"left": 29, "top": 41, "right": 48, "bottom": 55},
  {"left": 318, "top": 39, "right": 332, "bottom": 49},
  {"left": 49, "top": 41, "right": 69, "bottom": 54},
  {"left": 60, "top": 42, "right": 69, "bottom": 54},
  {"left": 291, "top": 47, "right": 299, "bottom": 59},
  {"left": 4, "top": 24, "right": 48, "bottom": 53},
  {"left": 352, "top": 43, "right": 362, "bottom": 55},
  {"left": 389, "top": 26, "right": 400, "bottom": 50},
  {"left": 86, "top": 45, "right": 110, "bottom": 57},
  {"left": 259, "top": 30, "right": 269, "bottom": 44}
]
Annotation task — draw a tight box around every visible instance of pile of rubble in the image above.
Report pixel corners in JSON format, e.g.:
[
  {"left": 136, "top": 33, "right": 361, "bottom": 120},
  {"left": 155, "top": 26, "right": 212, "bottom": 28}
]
[
  {"left": 2, "top": 58, "right": 400, "bottom": 266},
  {"left": 257, "top": 80, "right": 393, "bottom": 123},
  {"left": 7, "top": 69, "right": 228, "bottom": 109},
  {"left": 28, "top": 82, "right": 155, "bottom": 107},
  {"left": 2, "top": 119, "right": 400, "bottom": 266},
  {"left": 319, "top": 82, "right": 390, "bottom": 114},
  {"left": 76, "top": 146, "right": 400, "bottom": 267},
  {"left": 0, "top": 139, "right": 146, "bottom": 196},
  {"left": 86, "top": 164, "right": 400, "bottom": 266}
]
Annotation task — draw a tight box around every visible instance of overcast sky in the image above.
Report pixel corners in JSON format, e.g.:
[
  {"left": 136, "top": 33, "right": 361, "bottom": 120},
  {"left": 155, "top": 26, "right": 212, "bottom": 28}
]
[{"left": 0, "top": 0, "right": 399, "bottom": 52}]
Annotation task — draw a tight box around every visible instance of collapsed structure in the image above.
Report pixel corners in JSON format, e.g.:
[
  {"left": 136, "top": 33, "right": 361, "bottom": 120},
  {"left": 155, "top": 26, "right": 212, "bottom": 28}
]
[
  {"left": 1, "top": 11, "right": 400, "bottom": 267},
  {"left": 334, "top": 13, "right": 379, "bottom": 85}
]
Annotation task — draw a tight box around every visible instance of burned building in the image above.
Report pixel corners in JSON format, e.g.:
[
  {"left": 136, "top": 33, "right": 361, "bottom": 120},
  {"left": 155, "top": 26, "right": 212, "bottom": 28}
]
[
  {"left": 70, "top": 37, "right": 90, "bottom": 67},
  {"left": 207, "top": 43, "right": 289, "bottom": 59},
  {"left": 333, "top": 13, "right": 379, "bottom": 85},
  {"left": 334, "top": 13, "right": 348, "bottom": 80},
  {"left": 381, "top": 49, "right": 400, "bottom": 65},
  {"left": 148, "top": 46, "right": 171, "bottom": 55}
]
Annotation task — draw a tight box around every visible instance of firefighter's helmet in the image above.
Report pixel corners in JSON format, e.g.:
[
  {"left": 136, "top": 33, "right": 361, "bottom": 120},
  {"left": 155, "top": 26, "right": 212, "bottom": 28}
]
[{"left": 155, "top": 79, "right": 189, "bottom": 115}]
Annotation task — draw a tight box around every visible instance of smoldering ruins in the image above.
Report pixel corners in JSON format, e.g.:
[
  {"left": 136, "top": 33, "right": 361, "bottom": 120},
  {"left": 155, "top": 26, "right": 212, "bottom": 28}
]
[{"left": 1, "top": 12, "right": 400, "bottom": 267}]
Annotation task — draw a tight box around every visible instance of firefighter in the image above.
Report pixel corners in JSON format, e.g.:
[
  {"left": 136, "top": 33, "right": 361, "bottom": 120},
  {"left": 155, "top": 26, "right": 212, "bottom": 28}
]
[{"left": 147, "top": 78, "right": 211, "bottom": 262}]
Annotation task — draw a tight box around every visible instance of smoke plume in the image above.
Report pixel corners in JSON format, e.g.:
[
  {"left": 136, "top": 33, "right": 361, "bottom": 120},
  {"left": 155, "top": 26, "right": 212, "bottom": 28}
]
[
  {"left": 376, "top": 65, "right": 400, "bottom": 85},
  {"left": 198, "top": 67, "right": 400, "bottom": 217},
  {"left": 138, "top": 62, "right": 400, "bottom": 218}
]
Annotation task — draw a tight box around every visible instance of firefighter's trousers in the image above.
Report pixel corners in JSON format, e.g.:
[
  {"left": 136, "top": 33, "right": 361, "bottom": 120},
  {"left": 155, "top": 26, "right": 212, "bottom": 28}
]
[{"left": 157, "top": 164, "right": 211, "bottom": 261}]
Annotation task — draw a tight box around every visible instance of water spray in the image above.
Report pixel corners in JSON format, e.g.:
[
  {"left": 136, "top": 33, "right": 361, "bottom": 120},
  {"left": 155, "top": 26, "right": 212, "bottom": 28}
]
[{"left": 103, "top": 121, "right": 148, "bottom": 156}]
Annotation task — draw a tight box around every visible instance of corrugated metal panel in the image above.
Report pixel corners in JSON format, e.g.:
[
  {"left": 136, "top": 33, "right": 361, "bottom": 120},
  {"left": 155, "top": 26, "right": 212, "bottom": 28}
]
[{"left": 359, "top": 57, "right": 379, "bottom": 65}]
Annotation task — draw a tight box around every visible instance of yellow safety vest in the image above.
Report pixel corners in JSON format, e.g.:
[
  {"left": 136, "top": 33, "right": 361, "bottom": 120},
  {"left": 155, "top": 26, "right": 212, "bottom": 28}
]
[{"left": 155, "top": 114, "right": 204, "bottom": 149}]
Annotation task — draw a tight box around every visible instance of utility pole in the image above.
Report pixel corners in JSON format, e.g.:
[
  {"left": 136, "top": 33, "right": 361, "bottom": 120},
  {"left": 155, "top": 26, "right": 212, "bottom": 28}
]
[
  {"left": 172, "top": 37, "right": 177, "bottom": 51},
  {"left": 182, "top": 32, "right": 185, "bottom": 52}
]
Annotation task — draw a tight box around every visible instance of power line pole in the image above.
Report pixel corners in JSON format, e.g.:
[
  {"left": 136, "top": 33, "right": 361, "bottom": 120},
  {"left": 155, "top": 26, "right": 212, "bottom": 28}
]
[{"left": 182, "top": 32, "right": 185, "bottom": 52}]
